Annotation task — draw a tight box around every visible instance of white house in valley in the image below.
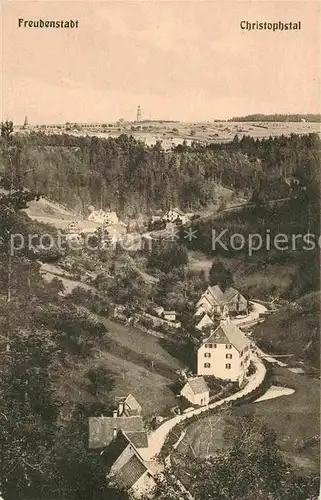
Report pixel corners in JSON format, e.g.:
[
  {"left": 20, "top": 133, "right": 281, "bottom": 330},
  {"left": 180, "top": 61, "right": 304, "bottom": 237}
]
[
  {"left": 180, "top": 376, "right": 210, "bottom": 406},
  {"left": 162, "top": 207, "right": 190, "bottom": 224},
  {"left": 88, "top": 209, "right": 119, "bottom": 225},
  {"left": 195, "top": 285, "right": 248, "bottom": 325},
  {"left": 197, "top": 319, "right": 251, "bottom": 386}
]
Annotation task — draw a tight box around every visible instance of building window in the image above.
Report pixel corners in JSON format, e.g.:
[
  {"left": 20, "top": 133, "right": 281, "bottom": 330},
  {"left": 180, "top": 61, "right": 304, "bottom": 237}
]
[
  {"left": 213, "top": 343, "right": 217, "bottom": 348},
  {"left": 225, "top": 344, "right": 232, "bottom": 349},
  {"left": 205, "top": 343, "right": 213, "bottom": 348},
  {"left": 204, "top": 363, "right": 211, "bottom": 368},
  {"left": 241, "top": 360, "right": 243, "bottom": 366},
  {"left": 225, "top": 363, "right": 231, "bottom": 369},
  {"left": 226, "top": 354, "right": 232, "bottom": 359},
  {"left": 204, "top": 352, "right": 211, "bottom": 358}
]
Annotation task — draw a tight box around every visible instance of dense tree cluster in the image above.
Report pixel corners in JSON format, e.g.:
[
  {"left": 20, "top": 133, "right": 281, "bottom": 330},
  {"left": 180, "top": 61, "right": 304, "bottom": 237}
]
[
  {"left": 144, "top": 413, "right": 319, "bottom": 500},
  {"left": 0, "top": 130, "right": 266, "bottom": 215},
  {"left": 228, "top": 113, "right": 321, "bottom": 122}
]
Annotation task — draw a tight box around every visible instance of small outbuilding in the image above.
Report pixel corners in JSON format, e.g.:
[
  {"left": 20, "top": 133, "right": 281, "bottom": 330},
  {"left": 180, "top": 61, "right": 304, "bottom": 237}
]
[{"left": 180, "top": 376, "right": 210, "bottom": 406}]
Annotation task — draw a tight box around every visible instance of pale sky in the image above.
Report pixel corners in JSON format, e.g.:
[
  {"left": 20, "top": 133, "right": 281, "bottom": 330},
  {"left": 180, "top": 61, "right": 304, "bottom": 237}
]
[{"left": 1, "top": 0, "right": 320, "bottom": 124}]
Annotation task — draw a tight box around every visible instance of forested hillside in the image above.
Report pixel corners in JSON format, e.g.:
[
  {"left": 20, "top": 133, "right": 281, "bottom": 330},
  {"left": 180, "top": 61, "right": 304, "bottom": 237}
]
[{"left": 0, "top": 129, "right": 319, "bottom": 216}]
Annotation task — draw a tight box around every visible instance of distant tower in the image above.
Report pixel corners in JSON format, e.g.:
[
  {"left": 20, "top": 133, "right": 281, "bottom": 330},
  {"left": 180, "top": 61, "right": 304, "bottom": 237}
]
[
  {"left": 136, "top": 105, "right": 142, "bottom": 123},
  {"left": 23, "top": 115, "right": 28, "bottom": 128}
]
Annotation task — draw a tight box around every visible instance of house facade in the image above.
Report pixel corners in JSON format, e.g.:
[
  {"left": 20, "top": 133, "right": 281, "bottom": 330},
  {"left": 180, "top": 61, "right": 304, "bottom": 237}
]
[
  {"left": 141, "top": 311, "right": 181, "bottom": 329},
  {"left": 197, "top": 320, "right": 251, "bottom": 386},
  {"left": 195, "top": 285, "right": 248, "bottom": 326},
  {"left": 162, "top": 208, "right": 189, "bottom": 224},
  {"left": 224, "top": 287, "right": 248, "bottom": 315},
  {"left": 64, "top": 221, "right": 82, "bottom": 244},
  {"left": 195, "top": 285, "right": 229, "bottom": 319},
  {"left": 163, "top": 311, "right": 176, "bottom": 322},
  {"left": 88, "top": 209, "right": 119, "bottom": 225},
  {"left": 180, "top": 377, "right": 210, "bottom": 406}
]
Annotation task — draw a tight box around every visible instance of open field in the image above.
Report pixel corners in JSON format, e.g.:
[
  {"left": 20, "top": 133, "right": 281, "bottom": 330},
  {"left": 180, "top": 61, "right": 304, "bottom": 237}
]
[
  {"left": 56, "top": 351, "right": 179, "bottom": 419},
  {"left": 249, "top": 366, "right": 320, "bottom": 474},
  {"left": 55, "top": 312, "right": 184, "bottom": 419},
  {"left": 102, "top": 318, "right": 183, "bottom": 369},
  {"left": 176, "top": 365, "right": 320, "bottom": 475},
  {"left": 16, "top": 121, "right": 321, "bottom": 147}
]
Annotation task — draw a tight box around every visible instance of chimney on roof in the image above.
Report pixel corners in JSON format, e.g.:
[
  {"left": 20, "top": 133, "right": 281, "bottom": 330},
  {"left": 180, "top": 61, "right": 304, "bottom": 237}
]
[
  {"left": 113, "top": 409, "right": 118, "bottom": 418},
  {"left": 113, "top": 425, "right": 118, "bottom": 439},
  {"left": 118, "top": 401, "right": 124, "bottom": 416}
]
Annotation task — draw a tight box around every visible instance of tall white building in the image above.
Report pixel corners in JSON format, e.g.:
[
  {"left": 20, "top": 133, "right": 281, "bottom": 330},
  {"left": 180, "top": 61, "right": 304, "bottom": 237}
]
[{"left": 197, "top": 319, "right": 251, "bottom": 386}]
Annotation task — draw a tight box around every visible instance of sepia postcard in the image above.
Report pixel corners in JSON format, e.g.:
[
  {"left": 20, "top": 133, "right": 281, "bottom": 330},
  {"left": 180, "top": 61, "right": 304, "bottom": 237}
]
[{"left": 0, "top": 0, "right": 320, "bottom": 499}]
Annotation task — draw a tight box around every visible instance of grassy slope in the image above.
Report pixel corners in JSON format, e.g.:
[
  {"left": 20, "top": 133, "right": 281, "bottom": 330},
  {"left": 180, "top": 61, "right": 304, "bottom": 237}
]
[
  {"left": 249, "top": 366, "right": 320, "bottom": 475},
  {"left": 176, "top": 366, "right": 320, "bottom": 475},
  {"left": 253, "top": 291, "right": 320, "bottom": 370},
  {"left": 56, "top": 315, "right": 184, "bottom": 418}
]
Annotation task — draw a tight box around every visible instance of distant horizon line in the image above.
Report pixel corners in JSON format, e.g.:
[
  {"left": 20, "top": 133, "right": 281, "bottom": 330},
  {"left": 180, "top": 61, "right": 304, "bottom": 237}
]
[{"left": 4, "top": 112, "right": 321, "bottom": 127}]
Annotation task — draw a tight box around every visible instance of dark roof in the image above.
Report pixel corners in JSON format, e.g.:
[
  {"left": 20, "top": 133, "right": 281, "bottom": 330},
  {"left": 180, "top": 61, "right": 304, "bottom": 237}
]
[
  {"left": 204, "top": 320, "right": 250, "bottom": 352},
  {"left": 104, "top": 430, "right": 132, "bottom": 467},
  {"left": 224, "top": 287, "right": 246, "bottom": 302},
  {"left": 112, "top": 455, "right": 148, "bottom": 490},
  {"left": 104, "top": 429, "right": 148, "bottom": 469},
  {"left": 185, "top": 377, "right": 209, "bottom": 395},
  {"left": 88, "top": 416, "right": 144, "bottom": 449},
  {"left": 204, "top": 327, "right": 229, "bottom": 344},
  {"left": 126, "top": 431, "right": 149, "bottom": 449}
]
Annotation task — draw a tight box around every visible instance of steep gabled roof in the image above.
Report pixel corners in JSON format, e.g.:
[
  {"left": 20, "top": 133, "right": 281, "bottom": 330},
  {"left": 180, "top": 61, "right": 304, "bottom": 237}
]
[
  {"left": 208, "top": 285, "right": 226, "bottom": 304},
  {"left": 88, "top": 415, "right": 144, "bottom": 449},
  {"left": 185, "top": 377, "right": 209, "bottom": 395},
  {"left": 196, "top": 294, "right": 214, "bottom": 310},
  {"left": 109, "top": 430, "right": 153, "bottom": 490},
  {"left": 126, "top": 430, "right": 148, "bottom": 449},
  {"left": 204, "top": 321, "right": 250, "bottom": 352},
  {"left": 171, "top": 207, "right": 186, "bottom": 216},
  {"left": 224, "top": 287, "right": 246, "bottom": 302},
  {"left": 196, "top": 313, "right": 214, "bottom": 330},
  {"left": 112, "top": 454, "right": 148, "bottom": 489},
  {"left": 125, "top": 394, "right": 142, "bottom": 413}
]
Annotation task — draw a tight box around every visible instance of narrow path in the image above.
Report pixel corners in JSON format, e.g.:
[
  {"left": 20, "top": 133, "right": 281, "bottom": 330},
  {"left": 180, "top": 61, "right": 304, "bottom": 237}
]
[
  {"left": 145, "top": 300, "right": 289, "bottom": 460},
  {"left": 145, "top": 354, "right": 266, "bottom": 460},
  {"left": 40, "top": 262, "right": 96, "bottom": 295}
]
